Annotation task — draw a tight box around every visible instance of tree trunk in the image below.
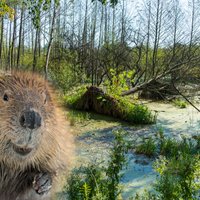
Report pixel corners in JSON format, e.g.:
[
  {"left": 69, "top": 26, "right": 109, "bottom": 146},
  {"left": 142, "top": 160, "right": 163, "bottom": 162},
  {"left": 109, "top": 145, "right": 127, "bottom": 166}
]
[
  {"left": 121, "top": 58, "right": 199, "bottom": 96},
  {"left": 144, "top": 1, "right": 151, "bottom": 81},
  {"left": 152, "top": 0, "right": 161, "bottom": 76},
  {"left": 0, "top": 17, "right": 4, "bottom": 67},
  {"left": 11, "top": 6, "right": 17, "bottom": 68},
  {"left": 17, "top": 7, "right": 24, "bottom": 68},
  {"left": 44, "top": 4, "right": 57, "bottom": 79},
  {"left": 32, "top": 28, "right": 39, "bottom": 72}
]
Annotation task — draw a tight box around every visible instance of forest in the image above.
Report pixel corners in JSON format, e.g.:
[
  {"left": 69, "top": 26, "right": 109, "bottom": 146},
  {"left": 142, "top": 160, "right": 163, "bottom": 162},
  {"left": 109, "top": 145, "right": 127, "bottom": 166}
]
[{"left": 0, "top": 0, "right": 200, "bottom": 199}]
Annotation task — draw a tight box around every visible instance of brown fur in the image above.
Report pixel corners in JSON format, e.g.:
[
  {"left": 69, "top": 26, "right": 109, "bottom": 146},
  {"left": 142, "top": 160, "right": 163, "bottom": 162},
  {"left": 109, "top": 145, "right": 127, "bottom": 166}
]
[{"left": 0, "top": 71, "right": 74, "bottom": 200}]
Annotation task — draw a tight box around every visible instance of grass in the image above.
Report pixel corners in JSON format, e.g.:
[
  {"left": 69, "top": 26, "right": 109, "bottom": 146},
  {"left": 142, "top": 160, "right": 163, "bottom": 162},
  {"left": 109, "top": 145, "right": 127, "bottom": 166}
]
[
  {"left": 63, "top": 129, "right": 129, "bottom": 200},
  {"left": 132, "top": 130, "right": 200, "bottom": 200},
  {"left": 118, "top": 98, "right": 157, "bottom": 124},
  {"left": 59, "top": 125, "right": 200, "bottom": 200},
  {"left": 135, "top": 137, "right": 157, "bottom": 157},
  {"left": 66, "top": 110, "right": 91, "bottom": 126},
  {"left": 173, "top": 98, "right": 188, "bottom": 108},
  {"left": 61, "top": 128, "right": 200, "bottom": 200},
  {"left": 134, "top": 130, "right": 199, "bottom": 158},
  {"left": 63, "top": 85, "right": 87, "bottom": 107}
]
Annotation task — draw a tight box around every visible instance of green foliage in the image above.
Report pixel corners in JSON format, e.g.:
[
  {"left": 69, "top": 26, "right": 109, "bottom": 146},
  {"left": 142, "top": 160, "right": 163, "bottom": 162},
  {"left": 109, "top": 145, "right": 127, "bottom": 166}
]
[
  {"left": 0, "top": 0, "right": 14, "bottom": 19},
  {"left": 49, "top": 62, "right": 79, "bottom": 93},
  {"left": 104, "top": 68, "right": 134, "bottom": 97},
  {"left": 106, "top": 130, "right": 130, "bottom": 199},
  {"left": 132, "top": 190, "right": 158, "bottom": 200},
  {"left": 159, "top": 137, "right": 179, "bottom": 157},
  {"left": 193, "top": 135, "right": 200, "bottom": 150},
  {"left": 154, "top": 154, "right": 200, "bottom": 200},
  {"left": 159, "top": 137, "right": 198, "bottom": 158},
  {"left": 133, "top": 130, "right": 200, "bottom": 200},
  {"left": 80, "top": 183, "right": 91, "bottom": 200},
  {"left": 64, "top": 127, "right": 200, "bottom": 200},
  {"left": 135, "top": 137, "right": 157, "bottom": 157},
  {"left": 66, "top": 110, "right": 91, "bottom": 126},
  {"left": 20, "top": 52, "right": 45, "bottom": 71},
  {"left": 63, "top": 86, "right": 156, "bottom": 124},
  {"left": 65, "top": 129, "right": 129, "bottom": 200},
  {"left": 24, "top": 0, "right": 59, "bottom": 29},
  {"left": 63, "top": 85, "right": 87, "bottom": 107},
  {"left": 92, "top": 0, "right": 118, "bottom": 7},
  {"left": 124, "top": 102, "right": 156, "bottom": 124},
  {"left": 66, "top": 172, "right": 83, "bottom": 200},
  {"left": 135, "top": 129, "right": 199, "bottom": 158},
  {"left": 173, "top": 98, "right": 187, "bottom": 108}
]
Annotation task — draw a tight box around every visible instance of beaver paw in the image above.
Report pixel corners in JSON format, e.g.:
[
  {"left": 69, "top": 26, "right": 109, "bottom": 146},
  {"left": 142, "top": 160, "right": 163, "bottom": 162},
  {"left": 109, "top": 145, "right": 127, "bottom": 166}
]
[{"left": 33, "top": 172, "right": 52, "bottom": 195}]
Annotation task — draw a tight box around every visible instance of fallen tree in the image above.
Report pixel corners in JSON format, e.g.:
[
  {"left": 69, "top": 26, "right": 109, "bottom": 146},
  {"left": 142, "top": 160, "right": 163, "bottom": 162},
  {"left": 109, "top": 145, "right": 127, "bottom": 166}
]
[
  {"left": 64, "top": 86, "right": 156, "bottom": 124},
  {"left": 121, "top": 57, "right": 200, "bottom": 97},
  {"left": 138, "top": 80, "right": 177, "bottom": 100}
]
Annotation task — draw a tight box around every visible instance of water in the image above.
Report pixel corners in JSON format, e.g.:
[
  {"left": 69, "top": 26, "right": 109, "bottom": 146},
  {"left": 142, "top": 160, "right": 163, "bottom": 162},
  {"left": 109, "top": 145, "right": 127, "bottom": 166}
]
[{"left": 74, "top": 102, "right": 200, "bottom": 198}]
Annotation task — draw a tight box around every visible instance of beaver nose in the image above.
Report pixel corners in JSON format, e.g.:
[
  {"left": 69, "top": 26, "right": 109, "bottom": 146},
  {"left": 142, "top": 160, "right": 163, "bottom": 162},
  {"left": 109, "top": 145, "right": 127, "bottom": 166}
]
[{"left": 20, "top": 111, "right": 41, "bottom": 129}]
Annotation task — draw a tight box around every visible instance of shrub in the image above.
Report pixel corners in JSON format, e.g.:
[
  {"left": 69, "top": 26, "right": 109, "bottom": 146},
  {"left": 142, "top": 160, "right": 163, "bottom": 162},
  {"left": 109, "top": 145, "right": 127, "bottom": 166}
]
[
  {"left": 154, "top": 154, "right": 200, "bottom": 200},
  {"left": 159, "top": 137, "right": 179, "bottom": 157},
  {"left": 132, "top": 191, "right": 158, "bottom": 200},
  {"left": 64, "top": 129, "right": 130, "bottom": 200},
  {"left": 103, "top": 68, "right": 134, "bottom": 97},
  {"left": 125, "top": 103, "right": 156, "bottom": 124},
  {"left": 173, "top": 98, "right": 187, "bottom": 108},
  {"left": 135, "top": 137, "right": 157, "bottom": 157},
  {"left": 159, "top": 137, "right": 197, "bottom": 158},
  {"left": 193, "top": 135, "right": 200, "bottom": 152},
  {"left": 133, "top": 131, "right": 200, "bottom": 200},
  {"left": 63, "top": 85, "right": 87, "bottom": 108}
]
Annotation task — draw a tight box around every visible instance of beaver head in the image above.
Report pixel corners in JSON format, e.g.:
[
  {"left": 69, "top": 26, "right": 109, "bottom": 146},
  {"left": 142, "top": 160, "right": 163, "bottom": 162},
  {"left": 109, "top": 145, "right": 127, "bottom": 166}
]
[{"left": 0, "top": 72, "right": 59, "bottom": 168}]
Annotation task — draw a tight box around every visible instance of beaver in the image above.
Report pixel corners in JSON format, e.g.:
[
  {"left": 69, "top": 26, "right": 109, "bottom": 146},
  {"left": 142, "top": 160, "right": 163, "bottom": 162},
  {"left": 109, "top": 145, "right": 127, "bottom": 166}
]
[{"left": 0, "top": 71, "right": 74, "bottom": 200}]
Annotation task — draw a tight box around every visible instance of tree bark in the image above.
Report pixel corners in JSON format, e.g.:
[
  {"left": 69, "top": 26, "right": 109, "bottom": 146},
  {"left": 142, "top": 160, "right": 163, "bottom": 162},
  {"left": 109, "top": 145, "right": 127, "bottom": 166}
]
[
  {"left": 11, "top": 6, "right": 17, "bottom": 68},
  {"left": 0, "top": 17, "right": 4, "bottom": 67},
  {"left": 121, "top": 57, "right": 200, "bottom": 96},
  {"left": 17, "top": 6, "right": 24, "bottom": 68},
  {"left": 32, "top": 28, "right": 39, "bottom": 72},
  {"left": 44, "top": 4, "right": 57, "bottom": 79}
]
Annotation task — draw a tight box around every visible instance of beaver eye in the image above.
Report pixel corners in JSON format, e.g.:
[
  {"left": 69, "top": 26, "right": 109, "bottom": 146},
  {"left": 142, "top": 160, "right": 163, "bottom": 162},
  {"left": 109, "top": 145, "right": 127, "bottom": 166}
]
[{"left": 3, "top": 93, "right": 9, "bottom": 101}]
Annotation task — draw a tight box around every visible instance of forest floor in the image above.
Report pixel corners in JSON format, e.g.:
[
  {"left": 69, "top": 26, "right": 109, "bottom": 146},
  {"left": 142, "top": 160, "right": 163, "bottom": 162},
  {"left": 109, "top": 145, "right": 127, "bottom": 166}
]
[{"left": 69, "top": 100, "right": 200, "bottom": 199}]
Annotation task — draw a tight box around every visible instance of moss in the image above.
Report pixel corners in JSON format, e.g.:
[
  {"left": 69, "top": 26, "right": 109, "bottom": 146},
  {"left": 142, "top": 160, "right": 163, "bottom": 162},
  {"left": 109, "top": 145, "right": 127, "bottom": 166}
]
[{"left": 63, "top": 86, "right": 156, "bottom": 124}]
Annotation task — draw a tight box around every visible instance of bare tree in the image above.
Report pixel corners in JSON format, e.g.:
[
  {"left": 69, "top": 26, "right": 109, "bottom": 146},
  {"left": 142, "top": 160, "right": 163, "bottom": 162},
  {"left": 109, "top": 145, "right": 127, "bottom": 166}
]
[
  {"left": 44, "top": 3, "right": 58, "bottom": 79},
  {"left": 17, "top": 6, "right": 24, "bottom": 68}
]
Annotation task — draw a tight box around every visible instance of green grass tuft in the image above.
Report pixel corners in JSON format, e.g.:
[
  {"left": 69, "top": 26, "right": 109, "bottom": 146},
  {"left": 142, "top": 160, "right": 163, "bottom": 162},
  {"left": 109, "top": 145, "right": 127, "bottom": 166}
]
[
  {"left": 173, "top": 98, "right": 187, "bottom": 108},
  {"left": 64, "top": 129, "right": 129, "bottom": 200},
  {"left": 135, "top": 137, "right": 157, "bottom": 157}
]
